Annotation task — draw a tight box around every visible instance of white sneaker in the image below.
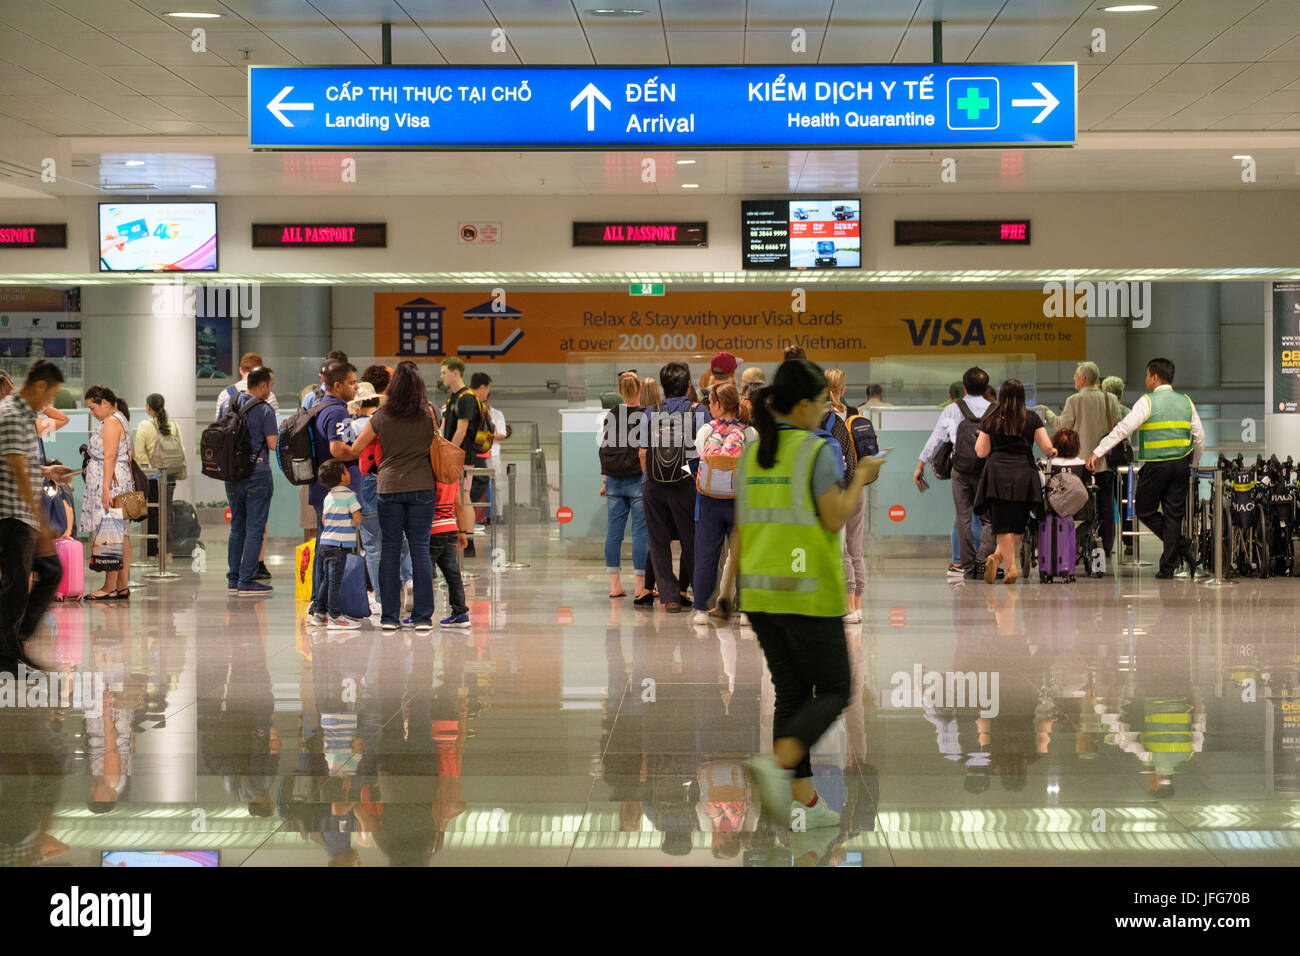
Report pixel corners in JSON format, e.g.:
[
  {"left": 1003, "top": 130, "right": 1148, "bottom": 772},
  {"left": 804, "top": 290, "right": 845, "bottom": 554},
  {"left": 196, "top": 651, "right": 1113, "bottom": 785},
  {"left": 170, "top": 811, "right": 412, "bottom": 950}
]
[
  {"left": 328, "top": 617, "right": 361, "bottom": 630},
  {"left": 842, "top": 609, "right": 863, "bottom": 624},
  {"left": 791, "top": 796, "right": 841, "bottom": 830},
  {"left": 472, "top": 525, "right": 486, "bottom": 536},
  {"left": 306, "top": 612, "right": 327, "bottom": 627},
  {"left": 692, "top": 610, "right": 710, "bottom": 626},
  {"left": 746, "top": 754, "right": 794, "bottom": 818},
  {"left": 402, "top": 581, "right": 414, "bottom": 612},
  {"left": 736, "top": 612, "right": 750, "bottom": 627}
]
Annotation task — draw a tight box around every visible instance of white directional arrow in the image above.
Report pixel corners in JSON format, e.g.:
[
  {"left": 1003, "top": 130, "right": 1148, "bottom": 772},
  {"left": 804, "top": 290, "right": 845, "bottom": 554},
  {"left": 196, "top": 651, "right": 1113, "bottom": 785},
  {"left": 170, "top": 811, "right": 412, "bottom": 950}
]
[
  {"left": 569, "top": 82, "right": 612, "bottom": 132},
  {"left": 267, "top": 85, "right": 315, "bottom": 128},
  {"left": 1011, "top": 82, "right": 1059, "bottom": 124}
]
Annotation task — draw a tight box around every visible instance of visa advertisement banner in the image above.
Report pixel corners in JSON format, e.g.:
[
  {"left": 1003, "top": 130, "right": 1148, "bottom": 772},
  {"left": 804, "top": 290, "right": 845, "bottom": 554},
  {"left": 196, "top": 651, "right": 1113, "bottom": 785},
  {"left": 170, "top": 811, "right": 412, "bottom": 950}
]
[{"left": 374, "top": 289, "right": 1084, "bottom": 363}]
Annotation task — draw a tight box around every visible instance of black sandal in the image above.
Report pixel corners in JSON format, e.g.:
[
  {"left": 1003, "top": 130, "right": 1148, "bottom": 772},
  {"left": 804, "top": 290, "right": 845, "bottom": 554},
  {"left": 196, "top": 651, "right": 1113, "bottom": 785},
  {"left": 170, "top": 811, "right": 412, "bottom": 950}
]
[
  {"left": 109, "top": 588, "right": 131, "bottom": 600},
  {"left": 86, "top": 590, "right": 116, "bottom": 601},
  {"left": 633, "top": 593, "right": 655, "bottom": 606}
]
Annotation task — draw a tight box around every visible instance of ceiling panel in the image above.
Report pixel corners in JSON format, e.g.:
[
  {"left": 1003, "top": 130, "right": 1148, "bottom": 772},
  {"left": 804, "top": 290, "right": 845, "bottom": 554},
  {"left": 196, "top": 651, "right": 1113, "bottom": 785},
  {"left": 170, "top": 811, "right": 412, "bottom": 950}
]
[
  {"left": 743, "top": 30, "right": 827, "bottom": 63},
  {"left": 151, "top": 95, "right": 245, "bottom": 121},
  {"left": 1266, "top": 113, "right": 1300, "bottom": 127},
  {"left": 47, "top": 0, "right": 169, "bottom": 32},
  {"left": 42, "top": 32, "right": 157, "bottom": 67},
  {"left": 1192, "top": 0, "right": 1300, "bottom": 63},
  {"left": 218, "top": 0, "right": 331, "bottom": 29},
  {"left": 745, "top": 0, "right": 834, "bottom": 27},
  {"left": 261, "top": 28, "right": 372, "bottom": 64},
  {"left": 968, "top": 0, "right": 1095, "bottom": 63},
  {"left": 389, "top": 25, "right": 450, "bottom": 63},
  {"left": 820, "top": 0, "right": 917, "bottom": 62},
  {"left": 666, "top": 31, "right": 744, "bottom": 64},
  {"left": 895, "top": 0, "right": 1004, "bottom": 64},
  {"left": 1211, "top": 112, "right": 1293, "bottom": 129},
  {"left": 0, "top": 63, "right": 68, "bottom": 97},
  {"left": 1117, "top": 0, "right": 1250, "bottom": 65},
  {"left": 104, "top": 65, "right": 203, "bottom": 96},
  {"left": 81, "top": 96, "right": 185, "bottom": 122},
  {"left": 579, "top": 23, "right": 669, "bottom": 64},
  {"left": 109, "top": 32, "right": 228, "bottom": 66},
  {"left": 216, "top": 95, "right": 249, "bottom": 116},
  {"left": 169, "top": 66, "right": 251, "bottom": 97},
  {"left": 1240, "top": 90, "right": 1300, "bottom": 113},
  {"left": 490, "top": 26, "right": 591, "bottom": 63},
  {"left": 1083, "top": 64, "right": 1176, "bottom": 96}
]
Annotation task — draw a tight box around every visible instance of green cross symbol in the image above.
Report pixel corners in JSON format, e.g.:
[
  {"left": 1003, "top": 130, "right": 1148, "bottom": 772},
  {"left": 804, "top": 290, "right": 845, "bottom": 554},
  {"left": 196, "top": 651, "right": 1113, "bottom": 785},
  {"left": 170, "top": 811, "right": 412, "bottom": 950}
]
[{"left": 956, "top": 87, "right": 990, "bottom": 120}]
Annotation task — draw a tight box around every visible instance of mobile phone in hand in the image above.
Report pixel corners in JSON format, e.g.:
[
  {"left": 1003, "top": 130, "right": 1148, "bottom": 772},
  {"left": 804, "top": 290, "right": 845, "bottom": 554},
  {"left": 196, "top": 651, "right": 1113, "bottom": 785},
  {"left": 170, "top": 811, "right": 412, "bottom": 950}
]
[{"left": 917, "top": 474, "right": 930, "bottom": 493}]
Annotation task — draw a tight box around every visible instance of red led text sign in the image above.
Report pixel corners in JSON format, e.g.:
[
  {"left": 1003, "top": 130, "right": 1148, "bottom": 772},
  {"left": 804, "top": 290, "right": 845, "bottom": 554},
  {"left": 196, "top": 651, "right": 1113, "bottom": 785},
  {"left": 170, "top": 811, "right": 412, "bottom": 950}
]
[
  {"left": 252, "top": 222, "right": 387, "bottom": 248},
  {"left": 573, "top": 221, "right": 707, "bottom": 248},
  {"left": 0, "top": 224, "right": 67, "bottom": 248},
  {"left": 894, "top": 220, "right": 1031, "bottom": 246}
]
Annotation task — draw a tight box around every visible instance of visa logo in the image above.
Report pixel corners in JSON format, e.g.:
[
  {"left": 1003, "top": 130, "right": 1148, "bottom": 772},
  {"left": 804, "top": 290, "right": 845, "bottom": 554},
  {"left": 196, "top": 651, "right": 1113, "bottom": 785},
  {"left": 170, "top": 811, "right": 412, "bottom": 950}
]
[{"left": 902, "top": 317, "right": 986, "bottom": 347}]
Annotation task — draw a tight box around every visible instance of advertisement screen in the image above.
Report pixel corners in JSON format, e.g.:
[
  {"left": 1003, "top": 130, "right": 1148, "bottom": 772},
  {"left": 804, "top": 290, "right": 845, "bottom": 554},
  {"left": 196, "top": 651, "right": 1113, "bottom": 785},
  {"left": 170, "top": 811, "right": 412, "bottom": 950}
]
[
  {"left": 742, "top": 199, "right": 860, "bottom": 270},
  {"left": 102, "top": 850, "right": 219, "bottom": 867},
  {"left": 98, "top": 202, "right": 218, "bottom": 272}
]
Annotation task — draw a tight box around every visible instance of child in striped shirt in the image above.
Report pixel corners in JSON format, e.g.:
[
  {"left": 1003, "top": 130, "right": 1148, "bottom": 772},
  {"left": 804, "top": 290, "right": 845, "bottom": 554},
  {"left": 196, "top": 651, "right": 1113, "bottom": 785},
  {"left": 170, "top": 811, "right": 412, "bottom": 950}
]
[
  {"left": 310, "top": 459, "right": 362, "bottom": 629},
  {"left": 431, "top": 480, "right": 470, "bottom": 628}
]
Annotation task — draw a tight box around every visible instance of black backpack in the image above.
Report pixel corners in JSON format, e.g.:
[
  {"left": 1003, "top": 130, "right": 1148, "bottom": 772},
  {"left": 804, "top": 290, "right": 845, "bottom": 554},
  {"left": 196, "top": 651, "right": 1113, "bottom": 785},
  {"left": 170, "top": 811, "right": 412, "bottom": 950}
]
[
  {"left": 649, "top": 407, "right": 689, "bottom": 484},
  {"left": 599, "top": 405, "right": 644, "bottom": 479},
  {"left": 277, "top": 401, "right": 330, "bottom": 485},
  {"left": 200, "top": 395, "right": 264, "bottom": 483},
  {"left": 950, "top": 399, "right": 985, "bottom": 477}
]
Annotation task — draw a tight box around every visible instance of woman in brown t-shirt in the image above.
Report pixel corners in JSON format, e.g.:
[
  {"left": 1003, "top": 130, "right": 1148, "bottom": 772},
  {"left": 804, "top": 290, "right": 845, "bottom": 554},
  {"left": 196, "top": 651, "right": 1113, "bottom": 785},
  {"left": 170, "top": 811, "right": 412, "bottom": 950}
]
[{"left": 350, "top": 361, "right": 437, "bottom": 629}]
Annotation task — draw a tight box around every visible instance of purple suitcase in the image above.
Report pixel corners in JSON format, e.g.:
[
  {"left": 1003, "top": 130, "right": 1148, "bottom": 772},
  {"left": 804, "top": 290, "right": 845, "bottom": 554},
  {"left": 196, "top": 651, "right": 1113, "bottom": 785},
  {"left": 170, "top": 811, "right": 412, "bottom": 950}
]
[{"left": 1037, "top": 514, "right": 1077, "bottom": 582}]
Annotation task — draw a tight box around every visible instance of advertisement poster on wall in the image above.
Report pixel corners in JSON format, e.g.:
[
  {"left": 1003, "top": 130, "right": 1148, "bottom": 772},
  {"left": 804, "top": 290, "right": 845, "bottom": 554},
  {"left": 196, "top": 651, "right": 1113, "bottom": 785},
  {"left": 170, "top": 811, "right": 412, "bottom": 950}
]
[
  {"left": 1272, "top": 282, "right": 1300, "bottom": 413},
  {"left": 196, "top": 315, "right": 234, "bottom": 380},
  {"left": 374, "top": 289, "right": 1085, "bottom": 363},
  {"left": 0, "top": 287, "right": 82, "bottom": 386}
]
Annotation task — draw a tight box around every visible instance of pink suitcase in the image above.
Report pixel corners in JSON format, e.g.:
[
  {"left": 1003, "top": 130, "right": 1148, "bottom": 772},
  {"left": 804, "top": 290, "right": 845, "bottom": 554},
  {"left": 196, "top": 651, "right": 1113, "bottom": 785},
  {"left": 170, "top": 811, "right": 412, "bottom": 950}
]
[{"left": 54, "top": 537, "right": 84, "bottom": 601}]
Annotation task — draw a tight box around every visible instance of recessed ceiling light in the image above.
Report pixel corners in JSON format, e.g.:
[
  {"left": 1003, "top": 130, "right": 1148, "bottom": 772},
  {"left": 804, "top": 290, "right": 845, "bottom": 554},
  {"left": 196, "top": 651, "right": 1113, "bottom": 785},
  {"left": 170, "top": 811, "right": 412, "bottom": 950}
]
[
  {"left": 681, "top": 183, "right": 700, "bottom": 188},
  {"left": 586, "top": 8, "right": 647, "bottom": 17},
  {"left": 189, "top": 184, "right": 207, "bottom": 189},
  {"left": 123, "top": 160, "right": 145, "bottom": 167},
  {"left": 165, "top": 11, "right": 223, "bottom": 17},
  {"left": 676, "top": 159, "right": 696, "bottom": 165},
  {"left": 1232, "top": 154, "right": 1252, "bottom": 159},
  {"left": 1102, "top": 4, "right": 1157, "bottom": 11}
]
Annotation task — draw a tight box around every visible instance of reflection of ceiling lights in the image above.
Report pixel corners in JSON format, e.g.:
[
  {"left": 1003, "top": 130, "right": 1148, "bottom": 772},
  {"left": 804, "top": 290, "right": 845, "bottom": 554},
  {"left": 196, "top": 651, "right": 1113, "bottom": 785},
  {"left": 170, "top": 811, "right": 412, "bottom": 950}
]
[
  {"left": 189, "top": 184, "right": 207, "bottom": 189},
  {"left": 100, "top": 183, "right": 159, "bottom": 190},
  {"left": 1102, "top": 4, "right": 1158, "bottom": 11},
  {"left": 164, "top": 11, "right": 223, "bottom": 17},
  {"left": 676, "top": 159, "right": 696, "bottom": 165},
  {"left": 123, "top": 160, "right": 145, "bottom": 167},
  {"left": 892, "top": 157, "right": 942, "bottom": 165},
  {"left": 586, "top": 8, "right": 647, "bottom": 16},
  {"left": 681, "top": 183, "right": 699, "bottom": 188}
]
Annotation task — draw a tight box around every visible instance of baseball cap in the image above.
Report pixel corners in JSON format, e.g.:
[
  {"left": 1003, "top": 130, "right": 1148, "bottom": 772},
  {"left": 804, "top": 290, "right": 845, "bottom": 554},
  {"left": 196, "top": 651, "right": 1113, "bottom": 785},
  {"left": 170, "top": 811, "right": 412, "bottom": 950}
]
[{"left": 710, "top": 351, "right": 738, "bottom": 376}]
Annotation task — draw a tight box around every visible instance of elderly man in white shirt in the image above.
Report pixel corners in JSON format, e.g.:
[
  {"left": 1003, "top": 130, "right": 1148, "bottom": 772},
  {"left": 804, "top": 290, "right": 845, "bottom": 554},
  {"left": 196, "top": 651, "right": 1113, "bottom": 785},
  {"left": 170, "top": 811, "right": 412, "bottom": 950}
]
[
  {"left": 914, "top": 367, "right": 995, "bottom": 579},
  {"left": 1087, "top": 357, "right": 1205, "bottom": 578}
]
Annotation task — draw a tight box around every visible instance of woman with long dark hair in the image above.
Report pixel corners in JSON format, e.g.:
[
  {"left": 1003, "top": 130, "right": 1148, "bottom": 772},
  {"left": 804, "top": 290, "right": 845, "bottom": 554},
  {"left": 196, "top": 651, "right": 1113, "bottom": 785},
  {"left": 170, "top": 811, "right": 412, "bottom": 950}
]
[
  {"left": 83, "top": 385, "right": 132, "bottom": 600},
  {"left": 731, "top": 360, "right": 882, "bottom": 828},
  {"left": 974, "top": 379, "right": 1056, "bottom": 583},
  {"left": 135, "top": 393, "right": 183, "bottom": 559},
  {"left": 350, "top": 361, "right": 436, "bottom": 630}
]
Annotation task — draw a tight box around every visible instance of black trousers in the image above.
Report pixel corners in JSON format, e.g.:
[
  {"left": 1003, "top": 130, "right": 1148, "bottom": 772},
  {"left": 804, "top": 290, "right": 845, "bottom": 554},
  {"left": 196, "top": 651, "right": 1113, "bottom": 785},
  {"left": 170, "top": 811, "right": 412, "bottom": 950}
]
[
  {"left": 429, "top": 532, "right": 468, "bottom": 617},
  {"left": 1095, "top": 470, "right": 1116, "bottom": 555},
  {"left": 749, "top": 611, "right": 851, "bottom": 780},
  {"left": 0, "top": 519, "right": 63, "bottom": 654},
  {"left": 643, "top": 478, "right": 695, "bottom": 605},
  {"left": 1135, "top": 455, "right": 1191, "bottom": 574}
]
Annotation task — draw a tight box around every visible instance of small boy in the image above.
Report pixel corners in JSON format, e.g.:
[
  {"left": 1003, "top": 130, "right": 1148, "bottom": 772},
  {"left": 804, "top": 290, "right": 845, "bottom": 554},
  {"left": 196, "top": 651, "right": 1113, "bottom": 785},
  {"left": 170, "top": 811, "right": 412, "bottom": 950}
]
[
  {"left": 431, "top": 479, "right": 471, "bottom": 628},
  {"left": 308, "top": 459, "right": 363, "bottom": 630}
]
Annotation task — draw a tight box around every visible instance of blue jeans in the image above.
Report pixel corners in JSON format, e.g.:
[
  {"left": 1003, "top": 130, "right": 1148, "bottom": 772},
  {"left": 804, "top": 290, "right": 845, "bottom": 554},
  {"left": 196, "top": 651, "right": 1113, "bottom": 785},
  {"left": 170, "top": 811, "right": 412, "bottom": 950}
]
[
  {"left": 693, "top": 493, "right": 734, "bottom": 611},
  {"left": 309, "top": 545, "right": 350, "bottom": 619},
  {"left": 359, "top": 509, "right": 411, "bottom": 592},
  {"left": 951, "top": 513, "right": 983, "bottom": 563},
  {"left": 225, "top": 470, "right": 273, "bottom": 588},
  {"left": 377, "top": 489, "right": 435, "bottom": 627},
  {"left": 604, "top": 474, "right": 647, "bottom": 573}
]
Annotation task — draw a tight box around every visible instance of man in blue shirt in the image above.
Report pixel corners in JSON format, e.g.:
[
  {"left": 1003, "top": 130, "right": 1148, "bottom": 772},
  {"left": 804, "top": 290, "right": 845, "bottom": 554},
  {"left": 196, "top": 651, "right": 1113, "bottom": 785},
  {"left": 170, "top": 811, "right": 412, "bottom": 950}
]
[
  {"left": 302, "top": 350, "right": 351, "bottom": 410},
  {"left": 642, "top": 362, "right": 701, "bottom": 612},
  {"left": 226, "top": 366, "right": 279, "bottom": 594},
  {"left": 307, "top": 361, "right": 361, "bottom": 602},
  {"left": 914, "top": 367, "right": 994, "bottom": 579}
]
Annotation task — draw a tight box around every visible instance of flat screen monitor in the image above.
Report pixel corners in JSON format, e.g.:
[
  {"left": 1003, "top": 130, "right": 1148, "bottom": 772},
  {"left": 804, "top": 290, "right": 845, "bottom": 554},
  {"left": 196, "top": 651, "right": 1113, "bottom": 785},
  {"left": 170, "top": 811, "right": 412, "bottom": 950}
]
[
  {"left": 98, "top": 202, "right": 218, "bottom": 272},
  {"left": 101, "top": 850, "right": 219, "bottom": 867},
  {"left": 742, "top": 199, "right": 860, "bottom": 270}
]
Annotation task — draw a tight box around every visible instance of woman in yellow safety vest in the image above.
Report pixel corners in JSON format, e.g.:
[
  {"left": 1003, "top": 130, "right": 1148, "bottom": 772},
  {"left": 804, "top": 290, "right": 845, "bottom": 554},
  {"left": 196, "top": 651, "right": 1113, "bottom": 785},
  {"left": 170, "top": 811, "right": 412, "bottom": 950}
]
[{"left": 730, "top": 360, "right": 882, "bottom": 828}]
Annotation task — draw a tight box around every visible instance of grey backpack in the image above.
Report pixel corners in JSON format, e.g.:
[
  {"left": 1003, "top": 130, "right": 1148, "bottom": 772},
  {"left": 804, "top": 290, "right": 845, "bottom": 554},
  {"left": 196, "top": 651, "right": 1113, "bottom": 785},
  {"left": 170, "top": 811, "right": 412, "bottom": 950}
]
[{"left": 1046, "top": 470, "right": 1089, "bottom": 518}]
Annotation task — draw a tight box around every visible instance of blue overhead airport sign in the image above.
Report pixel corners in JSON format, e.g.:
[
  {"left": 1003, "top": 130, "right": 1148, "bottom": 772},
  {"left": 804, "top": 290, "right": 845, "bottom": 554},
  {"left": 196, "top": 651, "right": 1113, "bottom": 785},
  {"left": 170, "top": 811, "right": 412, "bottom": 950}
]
[{"left": 248, "top": 64, "right": 1075, "bottom": 151}]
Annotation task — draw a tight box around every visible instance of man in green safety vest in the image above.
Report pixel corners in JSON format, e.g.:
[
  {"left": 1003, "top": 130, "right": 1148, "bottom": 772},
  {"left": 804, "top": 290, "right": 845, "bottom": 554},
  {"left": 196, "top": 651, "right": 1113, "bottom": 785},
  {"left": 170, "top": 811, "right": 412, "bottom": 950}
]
[{"left": 1087, "top": 357, "right": 1205, "bottom": 578}]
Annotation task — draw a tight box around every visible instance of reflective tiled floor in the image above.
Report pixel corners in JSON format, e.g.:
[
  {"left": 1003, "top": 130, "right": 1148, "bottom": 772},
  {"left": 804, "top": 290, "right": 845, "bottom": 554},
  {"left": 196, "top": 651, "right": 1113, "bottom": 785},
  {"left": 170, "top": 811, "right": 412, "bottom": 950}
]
[{"left": 4, "top": 529, "right": 1299, "bottom": 867}]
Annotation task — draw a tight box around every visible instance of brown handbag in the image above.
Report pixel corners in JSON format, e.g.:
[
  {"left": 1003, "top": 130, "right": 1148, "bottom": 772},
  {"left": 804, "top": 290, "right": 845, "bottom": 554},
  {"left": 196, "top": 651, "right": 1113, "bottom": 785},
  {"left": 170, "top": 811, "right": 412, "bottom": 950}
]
[
  {"left": 113, "top": 446, "right": 150, "bottom": 521},
  {"left": 431, "top": 433, "right": 466, "bottom": 485}
]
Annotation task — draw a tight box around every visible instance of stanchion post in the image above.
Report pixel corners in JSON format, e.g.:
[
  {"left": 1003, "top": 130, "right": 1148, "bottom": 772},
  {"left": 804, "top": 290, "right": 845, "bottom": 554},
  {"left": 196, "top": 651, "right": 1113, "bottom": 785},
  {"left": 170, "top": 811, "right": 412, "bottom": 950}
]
[
  {"left": 505, "top": 461, "right": 528, "bottom": 569},
  {"left": 144, "top": 475, "right": 180, "bottom": 580},
  {"left": 1212, "top": 467, "right": 1224, "bottom": 584}
]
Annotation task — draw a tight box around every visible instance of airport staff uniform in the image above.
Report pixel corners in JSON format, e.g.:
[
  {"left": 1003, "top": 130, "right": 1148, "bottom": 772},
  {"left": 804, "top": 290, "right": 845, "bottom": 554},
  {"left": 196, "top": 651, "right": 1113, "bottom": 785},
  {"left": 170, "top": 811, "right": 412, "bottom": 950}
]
[
  {"left": 736, "top": 425, "right": 850, "bottom": 783},
  {"left": 1093, "top": 384, "right": 1205, "bottom": 576}
]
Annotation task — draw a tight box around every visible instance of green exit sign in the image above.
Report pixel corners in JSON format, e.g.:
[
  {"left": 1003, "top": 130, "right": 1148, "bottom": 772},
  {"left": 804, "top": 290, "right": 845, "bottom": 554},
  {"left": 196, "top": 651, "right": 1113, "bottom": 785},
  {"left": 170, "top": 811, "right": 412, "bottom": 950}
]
[{"left": 629, "top": 283, "right": 665, "bottom": 296}]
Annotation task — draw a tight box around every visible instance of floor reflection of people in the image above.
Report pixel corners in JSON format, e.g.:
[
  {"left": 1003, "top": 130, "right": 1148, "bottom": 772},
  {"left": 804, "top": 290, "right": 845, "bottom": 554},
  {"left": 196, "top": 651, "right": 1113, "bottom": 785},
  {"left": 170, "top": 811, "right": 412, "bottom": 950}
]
[
  {"left": 85, "top": 608, "right": 137, "bottom": 814},
  {"left": 198, "top": 599, "right": 279, "bottom": 818},
  {"left": 0, "top": 676, "right": 70, "bottom": 865}
]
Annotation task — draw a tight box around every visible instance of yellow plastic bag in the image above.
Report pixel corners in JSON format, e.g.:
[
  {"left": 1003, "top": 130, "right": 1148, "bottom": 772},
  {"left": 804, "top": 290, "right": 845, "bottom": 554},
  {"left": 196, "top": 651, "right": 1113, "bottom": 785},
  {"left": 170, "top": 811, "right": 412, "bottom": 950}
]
[{"left": 294, "top": 540, "right": 315, "bottom": 602}]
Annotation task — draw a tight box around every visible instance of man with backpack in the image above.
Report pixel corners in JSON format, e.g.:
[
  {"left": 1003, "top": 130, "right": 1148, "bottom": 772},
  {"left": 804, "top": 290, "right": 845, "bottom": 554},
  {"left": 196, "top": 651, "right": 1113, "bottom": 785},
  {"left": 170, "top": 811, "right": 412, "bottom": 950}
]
[
  {"left": 915, "top": 367, "right": 995, "bottom": 579},
  {"left": 221, "top": 367, "right": 278, "bottom": 594},
  {"left": 641, "top": 362, "right": 700, "bottom": 612},
  {"left": 215, "top": 351, "right": 279, "bottom": 421}
]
